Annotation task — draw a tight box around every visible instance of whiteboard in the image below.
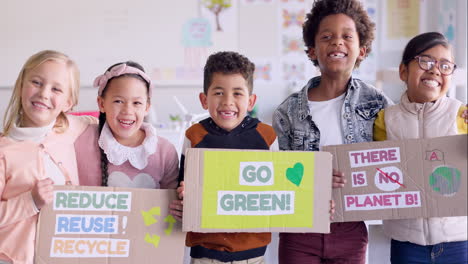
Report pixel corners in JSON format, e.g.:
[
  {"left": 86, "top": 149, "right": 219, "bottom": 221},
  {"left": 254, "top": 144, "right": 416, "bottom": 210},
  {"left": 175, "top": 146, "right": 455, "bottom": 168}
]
[{"left": 0, "top": 0, "right": 239, "bottom": 87}]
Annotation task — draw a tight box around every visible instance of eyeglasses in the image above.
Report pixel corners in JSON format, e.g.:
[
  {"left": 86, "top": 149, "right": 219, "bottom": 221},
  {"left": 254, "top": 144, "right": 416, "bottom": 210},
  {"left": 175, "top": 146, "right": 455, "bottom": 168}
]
[{"left": 413, "top": 55, "right": 457, "bottom": 75}]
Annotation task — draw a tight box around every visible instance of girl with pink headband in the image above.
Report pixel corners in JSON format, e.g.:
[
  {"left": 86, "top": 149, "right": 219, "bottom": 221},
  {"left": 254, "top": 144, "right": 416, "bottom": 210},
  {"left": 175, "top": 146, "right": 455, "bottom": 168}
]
[{"left": 75, "top": 61, "right": 179, "bottom": 190}]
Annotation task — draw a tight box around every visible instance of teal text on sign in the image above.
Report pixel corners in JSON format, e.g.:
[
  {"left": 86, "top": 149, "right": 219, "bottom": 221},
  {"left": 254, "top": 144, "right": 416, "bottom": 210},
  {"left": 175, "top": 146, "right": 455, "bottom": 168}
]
[
  {"left": 239, "top": 162, "right": 274, "bottom": 186},
  {"left": 218, "top": 191, "right": 293, "bottom": 214},
  {"left": 54, "top": 191, "right": 132, "bottom": 211}
]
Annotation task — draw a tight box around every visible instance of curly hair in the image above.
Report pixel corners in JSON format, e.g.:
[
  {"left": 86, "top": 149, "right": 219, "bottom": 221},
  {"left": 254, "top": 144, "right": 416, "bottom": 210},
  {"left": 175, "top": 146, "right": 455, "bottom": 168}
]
[
  {"left": 303, "top": 0, "right": 375, "bottom": 68},
  {"left": 203, "top": 51, "right": 255, "bottom": 94}
]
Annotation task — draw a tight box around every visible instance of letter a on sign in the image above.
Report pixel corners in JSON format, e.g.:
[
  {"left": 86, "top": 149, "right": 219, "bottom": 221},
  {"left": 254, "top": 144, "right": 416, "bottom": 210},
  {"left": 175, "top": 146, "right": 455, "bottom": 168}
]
[{"left": 426, "top": 150, "right": 444, "bottom": 161}]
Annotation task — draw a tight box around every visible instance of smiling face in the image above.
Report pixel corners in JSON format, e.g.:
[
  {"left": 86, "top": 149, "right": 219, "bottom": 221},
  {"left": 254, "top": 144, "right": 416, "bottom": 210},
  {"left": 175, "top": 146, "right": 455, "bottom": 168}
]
[
  {"left": 199, "top": 73, "right": 256, "bottom": 132},
  {"left": 20, "top": 60, "right": 73, "bottom": 128},
  {"left": 98, "top": 76, "right": 150, "bottom": 146},
  {"left": 400, "top": 44, "right": 453, "bottom": 103},
  {"left": 308, "top": 13, "right": 366, "bottom": 76}
]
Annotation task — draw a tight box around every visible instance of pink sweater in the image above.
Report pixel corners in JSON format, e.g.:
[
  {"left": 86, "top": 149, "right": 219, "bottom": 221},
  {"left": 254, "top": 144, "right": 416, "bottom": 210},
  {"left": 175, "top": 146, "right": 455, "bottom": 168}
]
[
  {"left": 75, "top": 124, "right": 179, "bottom": 189},
  {"left": 0, "top": 115, "right": 95, "bottom": 264}
]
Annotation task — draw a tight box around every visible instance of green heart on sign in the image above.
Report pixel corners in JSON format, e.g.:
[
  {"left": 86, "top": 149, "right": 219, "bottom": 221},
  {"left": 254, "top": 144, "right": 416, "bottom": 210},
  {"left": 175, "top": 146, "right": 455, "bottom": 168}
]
[{"left": 286, "top": 162, "right": 304, "bottom": 187}]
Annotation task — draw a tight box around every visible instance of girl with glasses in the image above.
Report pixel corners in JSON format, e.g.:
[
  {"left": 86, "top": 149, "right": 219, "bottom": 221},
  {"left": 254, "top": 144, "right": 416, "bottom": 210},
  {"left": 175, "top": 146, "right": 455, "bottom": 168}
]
[{"left": 374, "top": 32, "right": 467, "bottom": 264}]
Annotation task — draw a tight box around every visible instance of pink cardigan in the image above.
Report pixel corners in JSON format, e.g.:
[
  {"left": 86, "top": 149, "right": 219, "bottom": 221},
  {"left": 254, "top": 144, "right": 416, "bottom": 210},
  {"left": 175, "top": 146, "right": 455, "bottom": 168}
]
[
  {"left": 0, "top": 115, "right": 95, "bottom": 264},
  {"left": 75, "top": 124, "right": 179, "bottom": 189}
]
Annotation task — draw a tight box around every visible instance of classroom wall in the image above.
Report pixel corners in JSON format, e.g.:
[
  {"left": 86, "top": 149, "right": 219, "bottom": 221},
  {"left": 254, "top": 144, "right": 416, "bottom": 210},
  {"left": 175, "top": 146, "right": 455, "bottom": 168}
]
[
  {"left": 1, "top": 0, "right": 467, "bottom": 129},
  {"left": 0, "top": 0, "right": 295, "bottom": 128}
]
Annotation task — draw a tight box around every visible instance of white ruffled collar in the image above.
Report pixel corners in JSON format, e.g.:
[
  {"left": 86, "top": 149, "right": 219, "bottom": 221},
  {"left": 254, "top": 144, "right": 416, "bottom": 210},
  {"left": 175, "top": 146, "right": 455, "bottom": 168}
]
[{"left": 98, "top": 122, "right": 158, "bottom": 170}]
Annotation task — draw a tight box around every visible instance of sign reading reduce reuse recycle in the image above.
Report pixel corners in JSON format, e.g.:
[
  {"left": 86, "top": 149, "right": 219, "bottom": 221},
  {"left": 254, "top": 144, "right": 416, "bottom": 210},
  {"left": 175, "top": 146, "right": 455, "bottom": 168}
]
[{"left": 35, "top": 186, "right": 185, "bottom": 264}]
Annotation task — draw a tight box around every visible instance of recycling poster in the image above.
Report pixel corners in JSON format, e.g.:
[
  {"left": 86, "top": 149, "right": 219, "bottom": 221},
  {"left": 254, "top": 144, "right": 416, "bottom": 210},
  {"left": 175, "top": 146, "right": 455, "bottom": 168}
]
[
  {"left": 182, "top": 149, "right": 333, "bottom": 233},
  {"left": 323, "top": 135, "right": 467, "bottom": 222},
  {"left": 35, "top": 186, "right": 185, "bottom": 264}
]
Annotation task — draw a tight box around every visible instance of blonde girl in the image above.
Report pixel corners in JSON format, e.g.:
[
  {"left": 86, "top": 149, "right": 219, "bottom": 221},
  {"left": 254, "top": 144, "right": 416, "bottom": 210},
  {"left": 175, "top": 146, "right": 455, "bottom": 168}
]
[{"left": 0, "top": 50, "right": 95, "bottom": 264}]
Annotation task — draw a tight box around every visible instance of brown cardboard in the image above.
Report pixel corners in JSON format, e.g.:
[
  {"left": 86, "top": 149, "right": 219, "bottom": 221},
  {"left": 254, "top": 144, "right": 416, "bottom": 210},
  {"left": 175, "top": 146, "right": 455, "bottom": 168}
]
[
  {"left": 182, "top": 148, "right": 332, "bottom": 233},
  {"left": 35, "top": 186, "right": 185, "bottom": 264},
  {"left": 323, "top": 135, "right": 467, "bottom": 222}
]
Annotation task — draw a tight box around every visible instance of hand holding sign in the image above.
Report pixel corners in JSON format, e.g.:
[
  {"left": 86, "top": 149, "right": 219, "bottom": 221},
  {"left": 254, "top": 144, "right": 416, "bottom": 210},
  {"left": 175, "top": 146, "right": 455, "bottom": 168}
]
[
  {"left": 169, "top": 182, "right": 185, "bottom": 221},
  {"left": 332, "top": 169, "right": 346, "bottom": 188},
  {"left": 329, "top": 200, "right": 336, "bottom": 221},
  {"left": 32, "top": 178, "right": 54, "bottom": 209},
  {"left": 177, "top": 181, "right": 185, "bottom": 200}
]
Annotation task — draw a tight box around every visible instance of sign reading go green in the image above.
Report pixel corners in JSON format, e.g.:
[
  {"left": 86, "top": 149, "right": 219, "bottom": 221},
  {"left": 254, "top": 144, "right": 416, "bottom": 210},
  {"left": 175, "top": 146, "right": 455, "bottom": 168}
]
[{"left": 201, "top": 151, "right": 316, "bottom": 229}]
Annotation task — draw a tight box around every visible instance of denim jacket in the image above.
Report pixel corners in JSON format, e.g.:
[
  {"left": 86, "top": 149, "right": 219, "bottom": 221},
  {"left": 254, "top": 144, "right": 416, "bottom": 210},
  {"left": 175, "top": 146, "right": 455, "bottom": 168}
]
[{"left": 273, "top": 76, "right": 393, "bottom": 151}]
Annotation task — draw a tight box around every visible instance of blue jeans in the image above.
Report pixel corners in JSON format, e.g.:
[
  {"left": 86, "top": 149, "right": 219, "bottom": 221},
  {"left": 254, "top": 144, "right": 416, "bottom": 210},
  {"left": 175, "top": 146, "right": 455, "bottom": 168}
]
[{"left": 391, "top": 239, "right": 468, "bottom": 264}]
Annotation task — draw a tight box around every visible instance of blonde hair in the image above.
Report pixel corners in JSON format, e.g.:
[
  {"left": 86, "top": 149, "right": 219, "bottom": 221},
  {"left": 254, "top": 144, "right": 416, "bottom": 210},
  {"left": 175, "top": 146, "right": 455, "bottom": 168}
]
[{"left": 2, "top": 50, "right": 80, "bottom": 135}]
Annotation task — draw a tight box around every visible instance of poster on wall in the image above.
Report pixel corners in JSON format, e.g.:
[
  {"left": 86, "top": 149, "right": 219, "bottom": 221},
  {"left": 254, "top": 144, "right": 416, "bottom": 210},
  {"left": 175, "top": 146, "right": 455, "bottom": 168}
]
[
  {"left": 252, "top": 57, "right": 280, "bottom": 85},
  {"left": 151, "top": 0, "right": 239, "bottom": 86},
  {"left": 241, "top": 0, "right": 274, "bottom": 5},
  {"left": 323, "top": 135, "right": 467, "bottom": 222},
  {"left": 201, "top": 0, "right": 236, "bottom": 33},
  {"left": 353, "top": 0, "right": 378, "bottom": 82},
  {"left": 437, "top": 0, "right": 456, "bottom": 44},
  {"left": 35, "top": 186, "right": 185, "bottom": 264},
  {"left": 151, "top": 17, "right": 212, "bottom": 85},
  {"left": 183, "top": 149, "right": 333, "bottom": 233},
  {"left": 381, "top": 0, "right": 421, "bottom": 51},
  {"left": 278, "top": 1, "right": 313, "bottom": 91}
]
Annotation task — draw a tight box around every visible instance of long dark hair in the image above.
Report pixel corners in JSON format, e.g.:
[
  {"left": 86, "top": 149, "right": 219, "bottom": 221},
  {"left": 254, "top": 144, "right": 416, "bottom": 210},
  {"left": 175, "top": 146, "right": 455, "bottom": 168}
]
[{"left": 98, "top": 61, "right": 149, "bottom": 186}]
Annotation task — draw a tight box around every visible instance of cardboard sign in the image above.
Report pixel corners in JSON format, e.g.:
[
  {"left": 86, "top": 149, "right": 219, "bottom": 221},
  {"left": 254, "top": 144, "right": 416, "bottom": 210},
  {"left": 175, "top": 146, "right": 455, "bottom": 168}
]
[
  {"left": 323, "top": 135, "right": 467, "bottom": 222},
  {"left": 182, "top": 149, "right": 332, "bottom": 233},
  {"left": 35, "top": 186, "right": 185, "bottom": 264}
]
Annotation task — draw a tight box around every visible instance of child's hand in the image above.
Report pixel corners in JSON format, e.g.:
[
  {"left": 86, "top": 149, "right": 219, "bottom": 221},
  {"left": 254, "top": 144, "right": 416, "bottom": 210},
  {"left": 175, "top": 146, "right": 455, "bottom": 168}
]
[
  {"left": 169, "top": 199, "right": 183, "bottom": 222},
  {"left": 177, "top": 181, "right": 185, "bottom": 200},
  {"left": 169, "top": 181, "right": 185, "bottom": 221},
  {"left": 332, "top": 169, "right": 346, "bottom": 188},
  {"left": 329, "top": 199, "right": 335, "bottom": 221},
  {"left": 31, "top": 178, "right": 54, "bottom": 210}
]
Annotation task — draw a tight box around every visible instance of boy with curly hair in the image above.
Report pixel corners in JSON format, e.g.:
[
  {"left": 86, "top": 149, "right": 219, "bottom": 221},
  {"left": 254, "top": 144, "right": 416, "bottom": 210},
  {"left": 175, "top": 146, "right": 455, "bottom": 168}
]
[
  {"left": 171, "top": 51, "right": 278, "bottom": 264},
  {"left": 273, "top": 0, "right": 392, "bottom": 263}
]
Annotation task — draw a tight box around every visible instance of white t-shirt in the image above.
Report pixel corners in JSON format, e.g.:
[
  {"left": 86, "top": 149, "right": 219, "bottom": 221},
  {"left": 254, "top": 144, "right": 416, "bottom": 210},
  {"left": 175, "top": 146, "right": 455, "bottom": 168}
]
[{"left": 308, "top": 93, "right": 345, "bottom": 150}]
